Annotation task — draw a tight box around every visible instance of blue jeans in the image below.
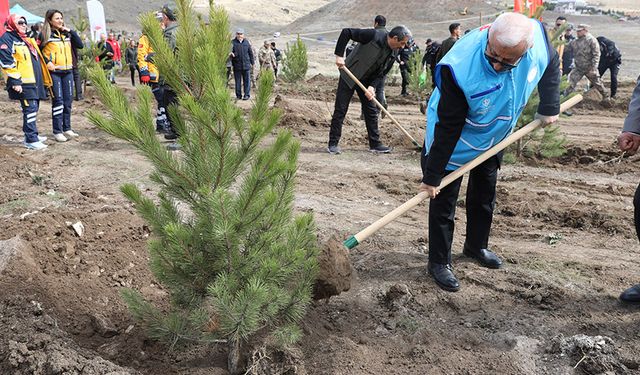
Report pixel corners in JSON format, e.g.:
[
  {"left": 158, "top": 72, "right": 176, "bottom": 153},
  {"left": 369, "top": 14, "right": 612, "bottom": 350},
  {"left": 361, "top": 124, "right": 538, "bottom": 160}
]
[
  {"left": 233, "top": 68, "right": 250, "bottom": 99},
  {"left": 20, "top": 99, "right": 40, "bottom": 143},
  {"left": 51, "top": 71, "right": 74, "bottom": 134}
]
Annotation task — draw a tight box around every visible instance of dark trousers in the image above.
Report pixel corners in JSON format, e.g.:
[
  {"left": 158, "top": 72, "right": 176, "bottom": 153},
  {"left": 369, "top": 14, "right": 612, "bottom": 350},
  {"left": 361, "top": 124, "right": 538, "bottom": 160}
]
[
  {"left": 72, "top": 67, "right": 82, "bottom": 99},
  {"left": 129, "top": 65, "right": 137, "bottom": 86},
  {"left": 427, "top": 155, "right": 500, "bottom": 264},
  {"left": 329, "top": 77, "right": 381, "bottom": 147},
  {"left": 51, "top": 71, "right": 74, "bottom": 134},
  {"left": 151, "top": 83, "right": 167, "bottom": 128},
  {"left": 20, "top": 99, "right": 40, "bottom": 143},
  {"left": 233, "top": 68, "right": 251, "bottom": 99},
  {"left": 160, "top": 85, "right": 177, "bottom": 133},
  {"left": 634, "top": 183, "right": 640, "bottom": 243},
  {"left": 360, "top": 76, "right": 387, "bottom": 117},
  {"left": 599, "top": 62, "right": 620, "bottom": 98},
  {"left": 400, "top": 67, "right": 409, "bottom": 94}
]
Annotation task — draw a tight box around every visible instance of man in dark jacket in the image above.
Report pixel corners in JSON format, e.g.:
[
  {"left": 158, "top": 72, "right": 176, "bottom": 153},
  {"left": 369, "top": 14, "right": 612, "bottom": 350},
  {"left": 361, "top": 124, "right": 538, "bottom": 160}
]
[
  {"left": 422, "top": 38, "right": 441, "bottom": 88},
  {"left": 435, "top": 23, "right": 461, "bottom": 63},
  {"left": 327, "top": 25, "right": 411, "bottom": 154},
  {"left": 230, "top": 28, "right": 254, "bottom": 100},
  {"left": 597, "top": 36, "right": 622, "bottom": 99},
  {"left": 562, "top": 25, "right": 575, "bottom": 76},
  {"left": 159, "top": 4, "right": 180, "bottom": 143},
  {"left": 398, "top": 39, "right": 413, "bottom": 96}
]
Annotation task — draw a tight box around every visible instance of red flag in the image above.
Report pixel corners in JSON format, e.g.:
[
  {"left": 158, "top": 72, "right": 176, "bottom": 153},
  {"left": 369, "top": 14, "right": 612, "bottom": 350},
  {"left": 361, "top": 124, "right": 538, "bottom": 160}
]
[
  {"left": 0, "top": 0, "right": 9, "bottom": 35},
  {"left": 514, "top": 0, "right": 523, "bottom": 13}
]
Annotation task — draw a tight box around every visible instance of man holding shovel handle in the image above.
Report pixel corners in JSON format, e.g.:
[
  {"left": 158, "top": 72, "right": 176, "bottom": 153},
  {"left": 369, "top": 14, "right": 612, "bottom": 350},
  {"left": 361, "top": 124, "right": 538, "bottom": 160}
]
[
  {"left": 327, "top": 25, "right": 412, "bottom": 154},
  {"left": 421, "top": 13, "right": 560, "bottom": 292}
]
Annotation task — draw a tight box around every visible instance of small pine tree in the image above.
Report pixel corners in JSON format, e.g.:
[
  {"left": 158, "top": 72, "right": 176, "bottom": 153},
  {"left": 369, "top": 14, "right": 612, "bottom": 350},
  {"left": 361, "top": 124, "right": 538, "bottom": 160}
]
[
  {"left": 281, "top": 35, "right": 308, "bottom": 83},
  {"left": 86, "top": 1, "right": 318, "bottom": 373},
  {"left": 406, "top": 49, "right": 431, "bottom": 101}
]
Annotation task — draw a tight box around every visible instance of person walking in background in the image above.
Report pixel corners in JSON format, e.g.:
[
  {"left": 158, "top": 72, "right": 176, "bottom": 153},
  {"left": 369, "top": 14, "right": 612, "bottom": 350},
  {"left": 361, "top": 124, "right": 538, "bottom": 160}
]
[
  {"left": 40, "top": 9, "right": 83, "bottom": 142},
  {"left": 230, "top": 28, "right": 254, "bottom": 100},
  {"left": 327, "top": 25, "right": 411, "bottom": 154},
  {"left": 125, "top": 39, "right": 138, "bottom": 86},
  {"left": 421, "top": 12, "right": 559, "bottom": 292},
  {"left": 422, "top": 38, "right": 440, "bottom": 87},
  {"left": 562, "top": 24, "right": 575, "bottom": 76},
  {"left": 158, "top": 4, "right": 180, "bottom": 144},
  {"left": 138, "top": 29, "right": 167, "bottom": 134},
  {"left": 435, "top": 22, "right": 461, "bottom": 63},
  {"left": 257, "top": 40, "right": 276, "bottom": 77},
  {"left": 564, "top": 24, "right": 608, "bottom": 102},
  {"left": 270, "top": 41, "right": 281, "bottom": 79},
  {"left": 97, "top": 33, "right": 115, "bottom": 80},
  {"left": 105, "top": 32, "right": 121, "bottom": 84},
  {"left": 0, "top": 14, "right": 52, "bottom": 150},
  {"left": 398, "top": 38, "right": 413, "bottom": 96},
  {"left": 597, "top": 35, "right": 622, "bottom": 99}
]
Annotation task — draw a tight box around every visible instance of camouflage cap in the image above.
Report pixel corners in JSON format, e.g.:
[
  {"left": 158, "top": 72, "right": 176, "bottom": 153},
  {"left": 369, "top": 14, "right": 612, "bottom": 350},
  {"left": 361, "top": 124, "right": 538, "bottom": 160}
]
[
  {"left": 161, "top": 4, "right": 177, "bottom": 21},
  {"left": 576, "top": 24, "right": 589, "bottom": 31}
]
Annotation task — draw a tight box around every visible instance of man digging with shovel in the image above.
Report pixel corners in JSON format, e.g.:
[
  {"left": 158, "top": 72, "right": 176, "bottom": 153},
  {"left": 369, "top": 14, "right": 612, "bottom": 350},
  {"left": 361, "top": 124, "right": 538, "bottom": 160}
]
[
  {"left": 421, "top": 12, "right": 560, "bottom": 292},
  {"left": 327, "top": 25, "right": 411, "bottom": 154}
]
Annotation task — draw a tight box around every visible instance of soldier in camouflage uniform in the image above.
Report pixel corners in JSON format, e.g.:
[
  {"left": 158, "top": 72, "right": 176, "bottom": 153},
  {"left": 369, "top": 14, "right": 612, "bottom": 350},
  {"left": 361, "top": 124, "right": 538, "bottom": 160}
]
[{"left": 564, "top": 24, "right": 608, "bottom": 100}]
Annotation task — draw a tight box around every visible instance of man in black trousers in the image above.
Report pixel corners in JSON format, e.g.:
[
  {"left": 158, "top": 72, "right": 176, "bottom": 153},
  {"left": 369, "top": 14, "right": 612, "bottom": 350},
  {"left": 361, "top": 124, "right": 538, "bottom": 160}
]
[{"left": 327, "top": 25, "right": 411, "bottom": 154}]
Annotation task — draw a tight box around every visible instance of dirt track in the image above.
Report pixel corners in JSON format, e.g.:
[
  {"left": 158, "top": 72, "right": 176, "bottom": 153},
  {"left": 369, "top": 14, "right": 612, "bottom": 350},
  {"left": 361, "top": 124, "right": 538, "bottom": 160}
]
[{"left": 0, "top": 70, "right": 639, "bottom": 373}]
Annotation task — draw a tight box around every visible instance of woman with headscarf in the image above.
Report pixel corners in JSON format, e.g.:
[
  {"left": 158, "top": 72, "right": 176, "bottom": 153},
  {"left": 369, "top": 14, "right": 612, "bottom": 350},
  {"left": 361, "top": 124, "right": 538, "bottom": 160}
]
[
  {"left": 40, "top": 9, "right": 83, "bottom": 142},
  {"left": 0, "top": 14, "right": 52, "bottom": 150}
]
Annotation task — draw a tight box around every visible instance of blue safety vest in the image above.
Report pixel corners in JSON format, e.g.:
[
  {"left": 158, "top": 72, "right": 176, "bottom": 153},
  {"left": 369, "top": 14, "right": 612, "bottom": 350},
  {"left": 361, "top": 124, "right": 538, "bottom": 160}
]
[{"left": 424, "top": 19, "right": 549, "bottom": 170}]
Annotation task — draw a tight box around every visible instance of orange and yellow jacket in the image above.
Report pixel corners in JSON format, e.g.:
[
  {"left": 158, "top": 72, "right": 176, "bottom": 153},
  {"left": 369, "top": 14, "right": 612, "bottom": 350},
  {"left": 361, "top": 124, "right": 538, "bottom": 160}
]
[
  {"left": 137, "top": 34, "right": 159, "bottom": 83},
  {"left": 40, "top": 29, "right": 83, "bottom": 72},
  {"left": 0, "top": 31, "right": 52, "bottom": 97}
]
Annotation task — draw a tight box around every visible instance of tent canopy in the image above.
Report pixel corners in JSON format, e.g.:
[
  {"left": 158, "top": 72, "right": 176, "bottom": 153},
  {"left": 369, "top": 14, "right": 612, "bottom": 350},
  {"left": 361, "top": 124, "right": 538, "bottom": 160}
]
[{"left": 9, "top": 4, "right": 44, "bottom": 25}]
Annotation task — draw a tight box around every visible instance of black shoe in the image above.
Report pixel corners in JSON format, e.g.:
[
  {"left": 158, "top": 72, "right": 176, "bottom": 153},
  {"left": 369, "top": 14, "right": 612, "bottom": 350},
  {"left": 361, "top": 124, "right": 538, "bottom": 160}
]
[
  {"left": 419, "top": 102, "right": 427, "bottom": 115},
  {"left": 463, "top": 247, "right": 503, "bottom": 269},
  {"left": 242, "top": 96, "right": 250, "bottom": 100},
  {"left": 401, "top": 92, "right": 408, "bottom": 97},
  {"left": 327, "top": 145, "right": 341, "bottom": 155},
  {"left": 369, "top": 144, "right": 392, "bottom": 153},
  {"left": 562, "top": 110, "right": 573, "bottom": 116},
  {"left": 164, "top": 131, "right": 178, "bottom": 140},
  {"left": 428, "top": 262, "right": 460, "bottom": 292},
  {"left": 620, "top": 284, "right": 640, "bottom": 304}
]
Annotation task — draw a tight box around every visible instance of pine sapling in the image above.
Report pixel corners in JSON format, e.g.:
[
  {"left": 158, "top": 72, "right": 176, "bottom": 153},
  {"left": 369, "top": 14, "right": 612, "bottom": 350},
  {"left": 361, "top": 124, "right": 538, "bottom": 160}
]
[
  {"left": 281, "top": 35, "right": 308, "bottom": 83},
  {"left": 87, "top": 1, "right": 318, "bottom": 373}
]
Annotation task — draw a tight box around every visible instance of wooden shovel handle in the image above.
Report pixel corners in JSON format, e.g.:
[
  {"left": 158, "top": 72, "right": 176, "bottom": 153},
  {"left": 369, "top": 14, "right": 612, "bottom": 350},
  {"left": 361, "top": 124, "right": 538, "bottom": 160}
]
[
  {"left": 340, "top": 66, "right": 421, "bottom": 148},
  {"left": 343, "top": 94, "right": 583, "bottom": 249}
]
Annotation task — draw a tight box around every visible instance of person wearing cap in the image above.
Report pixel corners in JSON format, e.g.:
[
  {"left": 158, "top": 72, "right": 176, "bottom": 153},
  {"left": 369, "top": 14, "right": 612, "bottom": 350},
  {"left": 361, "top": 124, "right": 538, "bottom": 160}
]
[
  {"left": 230, "top": 28, "right": 254, "bottom": 100},
  {"left": 422, "top": 38, "right": 441, "bottom": 88},
  {"left": 564, "top": 24, "right": 608, "bottom": 101},
  {"left": 258, "top": 39, "right": 276, "bottom": 76},
  {"left": 0, "top": 14, "right": 52, "bottom": 150},
  {"left": 421, "top": 12, "right": 560, "bottom": 292},
  {"left": 159, "top": 4, "right": 180, "bottom": 142}
]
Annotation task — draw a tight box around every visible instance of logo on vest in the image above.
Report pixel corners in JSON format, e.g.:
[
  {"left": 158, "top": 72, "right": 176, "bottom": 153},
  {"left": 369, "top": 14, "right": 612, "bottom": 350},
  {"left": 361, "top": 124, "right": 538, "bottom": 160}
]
[
  {"left": 478, "top": 98, "right": 492, "bottom": 115},
  {"left": 527, "top": 66, "right": 538, "bottom": 83}
]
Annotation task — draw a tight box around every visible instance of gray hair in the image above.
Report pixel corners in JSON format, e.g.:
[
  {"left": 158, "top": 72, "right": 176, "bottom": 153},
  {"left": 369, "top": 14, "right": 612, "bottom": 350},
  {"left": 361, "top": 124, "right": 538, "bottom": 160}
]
[
  {"left": 489, "top": 12, "right": 534, "bottom": 49},
  {"left": 389, "top": 25, "right": 412, "bottom": 41}
]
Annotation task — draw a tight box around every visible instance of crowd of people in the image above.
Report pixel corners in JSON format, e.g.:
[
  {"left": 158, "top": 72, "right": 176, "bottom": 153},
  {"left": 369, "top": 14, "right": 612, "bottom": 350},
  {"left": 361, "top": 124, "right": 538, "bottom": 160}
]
[{"left": 1, "top": 7, "right": 638, "bottom": 304}]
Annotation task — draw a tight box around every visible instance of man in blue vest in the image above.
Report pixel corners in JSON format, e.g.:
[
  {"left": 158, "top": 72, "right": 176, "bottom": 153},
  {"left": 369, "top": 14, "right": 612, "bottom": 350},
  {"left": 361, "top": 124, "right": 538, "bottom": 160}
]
[
  {"left": 328, "top": 25, "right": 411, "bottom": 154},
  {"left": 420, "top": 12, "right": 560, "bottom": 292}
]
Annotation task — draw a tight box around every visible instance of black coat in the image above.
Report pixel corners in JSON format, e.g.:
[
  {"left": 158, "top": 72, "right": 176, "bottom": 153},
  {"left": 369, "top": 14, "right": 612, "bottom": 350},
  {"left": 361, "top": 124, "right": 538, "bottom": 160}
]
[{"left": 231, "top": 38, "right": 254, "bottom": 71}]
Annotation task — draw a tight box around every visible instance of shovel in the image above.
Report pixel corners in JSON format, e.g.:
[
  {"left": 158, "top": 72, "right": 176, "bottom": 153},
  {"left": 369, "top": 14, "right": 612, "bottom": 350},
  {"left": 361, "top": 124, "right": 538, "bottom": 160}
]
[
  {"left": 340, "top": 66, "right": 422, "bottom": 149},
  {"left": 343, "top": 94, "right": 583, "bottom": 249}
]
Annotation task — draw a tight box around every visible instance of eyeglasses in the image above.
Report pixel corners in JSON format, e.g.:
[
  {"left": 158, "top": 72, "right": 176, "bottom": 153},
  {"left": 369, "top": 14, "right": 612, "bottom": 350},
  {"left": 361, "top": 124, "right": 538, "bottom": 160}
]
[
  {"left": 17, "top": 20, "right": 27, "bottom": 26},
  {"left": 555, "top": 23, "right": 562, "bottom": 27},
  {"left": 484, "top": 41, "right": 524, "bottom": 72}
]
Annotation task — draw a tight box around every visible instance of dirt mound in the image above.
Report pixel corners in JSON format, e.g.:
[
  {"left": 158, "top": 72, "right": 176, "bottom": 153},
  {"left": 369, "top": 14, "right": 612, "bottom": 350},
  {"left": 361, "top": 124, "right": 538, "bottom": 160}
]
[
  {"left": 313, "top": 235, "right": 352, "bottom": 300},
  {"left": 274, "top": 94, "right": 329, "bottom": 133},
  {"left": 547, "top": 334, "right": 631, "bottom": 374}
]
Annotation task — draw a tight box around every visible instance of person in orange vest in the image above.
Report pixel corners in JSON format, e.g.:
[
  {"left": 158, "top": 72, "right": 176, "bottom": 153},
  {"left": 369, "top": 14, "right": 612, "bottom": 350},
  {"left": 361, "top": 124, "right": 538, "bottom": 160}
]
[
  {"left": 0, "top": 14, "right": 52, "bottom": 149},
  {"left": 40, "top": 9, "right": 84, "bottom": 142}
]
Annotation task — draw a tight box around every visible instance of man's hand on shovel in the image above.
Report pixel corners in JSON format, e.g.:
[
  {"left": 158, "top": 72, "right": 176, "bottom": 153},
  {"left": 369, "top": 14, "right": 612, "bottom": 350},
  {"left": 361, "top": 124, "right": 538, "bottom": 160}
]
[
  {"left": 364, "top": 86, "right": 376, "bottom": 101},
  {"left": 534, "top": 112, "right": 559, "bottom": 127},
  {"left": 419, "top": 182, "right": 440, "bottom": 199},
  {"left": 335, "top": 56, "right": 345, "bottom": 68}
]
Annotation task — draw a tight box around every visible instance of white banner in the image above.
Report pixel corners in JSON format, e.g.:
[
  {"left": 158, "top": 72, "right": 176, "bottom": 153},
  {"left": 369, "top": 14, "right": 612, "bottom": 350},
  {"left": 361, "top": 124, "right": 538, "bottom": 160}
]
[{"left": 86, "top": 0, "right": 106, "bottom": 42}]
